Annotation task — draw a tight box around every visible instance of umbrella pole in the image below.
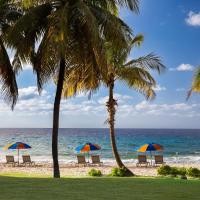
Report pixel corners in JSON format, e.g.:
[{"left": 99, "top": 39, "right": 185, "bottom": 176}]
[{"left": 18, "top": 149, "right": 19, "bottom": 165}]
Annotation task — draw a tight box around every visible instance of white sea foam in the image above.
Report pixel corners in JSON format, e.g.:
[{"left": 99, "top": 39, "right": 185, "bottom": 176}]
[{"left": 1, "top": 154, "right": 199, "bottom": 165}]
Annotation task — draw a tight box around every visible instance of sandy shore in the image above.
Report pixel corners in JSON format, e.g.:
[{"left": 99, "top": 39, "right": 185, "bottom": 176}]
[{"left": 0, "top": 162, "right": 199, "bottom": 177}]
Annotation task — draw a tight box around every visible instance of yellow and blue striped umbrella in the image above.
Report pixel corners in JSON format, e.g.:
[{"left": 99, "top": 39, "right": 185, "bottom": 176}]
[
  {"left": 4, "top": 142, "right": 31, "bottom": 164},
  {"left": 136, "top": 143, "right": 163, "bottom": 153},
  {"left": 76, "top": 143, "right": 101, "bottom": 153}
]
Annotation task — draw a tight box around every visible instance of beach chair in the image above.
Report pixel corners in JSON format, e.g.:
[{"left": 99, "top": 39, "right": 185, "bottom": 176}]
[
  {"left": 76, "top": 155, "right": 88, "bottom": 166},
  {"left": 136, "top": 155, "right": 150, "bottom": 167},
  {"left": 22, "top": 155, "right": 35, "bottom": 166},
  {"left": 5, "top": 155, "right": 17, "bottom": 166},
  {"left": 91, "top": 155, "right": 103, "bottom": 166},
  {"left": 154, "top": 155, "right": 165, "bottom": 166}
]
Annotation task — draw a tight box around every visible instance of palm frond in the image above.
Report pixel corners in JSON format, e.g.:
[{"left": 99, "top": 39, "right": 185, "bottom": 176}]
[
  {"left": 124, "top": 53, "right": 166, "bottom": 74},
  {"left": 116, "top": 0, "right": 139, "bottom": 12},
  {"left": 0, "top": 37, "right": 18, "bottom": 109},
  {"left": 117, "top": 66, "right": 156, "bottom": 100},
  {"left": 187, "top": 66, "right": 200, "bottom": 99},
  {"left": 131, "top": 34, "right": 144, "bottom": 47}
]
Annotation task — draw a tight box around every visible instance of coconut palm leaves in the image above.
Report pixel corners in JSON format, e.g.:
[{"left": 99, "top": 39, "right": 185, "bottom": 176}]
[
  {"left": 8, "top": 1, "right": 133, "bottom": 89},
  {"left": 187, "top": 67, "right": 200, "bottom": 98},
  {"left": 0, "top": 1, "right": 21, "bottom": 109}
]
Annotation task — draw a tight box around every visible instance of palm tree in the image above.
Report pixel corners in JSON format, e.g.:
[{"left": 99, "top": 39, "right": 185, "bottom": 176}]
[
  {"left": 104, "top": 36, "right": 165, "bottom": 175},
  {"left": 63, "top": 35, "right": 165, "bottom": 176},
  {"left": 8, "top": 0, "right": 139, "bottom": 178},
  {"left": 0, "top": 0, "right": 21, "bottom": 109},
  {"left": 187, "top": 67, "right": 200, "bottom": 98}
]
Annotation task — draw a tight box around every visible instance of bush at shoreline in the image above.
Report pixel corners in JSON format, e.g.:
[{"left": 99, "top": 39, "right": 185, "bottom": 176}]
[{"left": 157, "top": 165, "right": 200, "bottom": 178}]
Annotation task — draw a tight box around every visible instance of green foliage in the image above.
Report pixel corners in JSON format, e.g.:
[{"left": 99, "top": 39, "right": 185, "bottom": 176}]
[
  {"left": 188, "top": 66, "right": 200, "bottom": 98},
  {"left": 178, "top": 167, "right": 187, "bottom": 176},
  {"left": 158, "top": 166, "right": 199, "bottom": 178},
  {"left": 157, "top": 165, "right": 171, "bottom": 176},
  {"left": 110, "top": 167, "right": 127, "bottom": 177},
  {"left": 186, "top": 168, "right": 200, "bottom": 178},
  {"left": 88, "top": 169, "right": 102, "bottom": 177},
  {"left": 170, "top": 167, "right": 179, "bottom": 176}
]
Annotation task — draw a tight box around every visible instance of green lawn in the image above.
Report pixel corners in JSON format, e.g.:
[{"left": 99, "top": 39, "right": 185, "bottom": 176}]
[{"left": 0, "top": 175, "right": 199, "bottom": 200}]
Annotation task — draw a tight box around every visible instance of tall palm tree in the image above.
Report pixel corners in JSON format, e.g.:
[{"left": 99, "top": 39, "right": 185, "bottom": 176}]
[
  {"left": 187, "top": 67, "right": 200, "bottom": 98},
  {"left": 8, "top": 0, "right": 139, "bottom": 178},
  {"left": 63, "top": 35, "right": 165, "bottom": 176},
  {"left": 104, "top": 36, "right": 165, "bottom": 175},
  {"left": 0, "top": 0, "right": 21, "bottom": 109}
]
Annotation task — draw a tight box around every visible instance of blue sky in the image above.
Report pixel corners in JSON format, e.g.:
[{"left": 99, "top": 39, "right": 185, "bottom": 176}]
[{"left": 1, "top": 0, "right": 200, "bottom": 128}]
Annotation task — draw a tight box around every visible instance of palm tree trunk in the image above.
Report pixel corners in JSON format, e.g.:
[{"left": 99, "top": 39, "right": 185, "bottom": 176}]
[
  {"left": 52, "top": 58, "right": 65, "bottom": 178},
  {"left": 107, "top": 77, "right": 134, "bottom": 176}
]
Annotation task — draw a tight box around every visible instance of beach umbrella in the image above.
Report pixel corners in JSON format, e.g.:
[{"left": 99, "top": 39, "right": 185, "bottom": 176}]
[
  {"left": 136, "top": 143, "right": 163, "bottom": 153},
  {"left": 75, "top": 143, "right": 101, "bottom": 161},
  {"left": 136, "top": 143, "right": 163, "bottom": 164},
  {"left": 4, "top": 142, "right": 31, "bottom": 164}
]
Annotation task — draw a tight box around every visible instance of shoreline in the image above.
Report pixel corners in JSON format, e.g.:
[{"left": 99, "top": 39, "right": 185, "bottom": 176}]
[{"left": 0, "top": 162, "right": 199, "bottom": 177}]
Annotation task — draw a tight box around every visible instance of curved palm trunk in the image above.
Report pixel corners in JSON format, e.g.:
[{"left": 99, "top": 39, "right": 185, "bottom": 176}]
[
  {"left": 52, "top": 58, "right": 65, "bottom": 178},
  {"left": 107, "top": 77, "right": 134, "bottom": 176}
]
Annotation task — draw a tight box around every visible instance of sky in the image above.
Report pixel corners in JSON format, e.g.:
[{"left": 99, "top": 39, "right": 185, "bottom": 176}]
[{"left": 1, "top": 0, "right": 200, "bottom": 128}]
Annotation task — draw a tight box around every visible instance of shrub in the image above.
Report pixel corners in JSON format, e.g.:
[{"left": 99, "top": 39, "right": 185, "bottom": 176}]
[
  {"left": 158, "top": 165, "right": 187, "bottom": 176},
  {"left": 157, "top": 165, "right": 171, "bottom": 176},
  {"left": 178, "top": 167, "right": 187, "bottom": 176},
  {"left": 88, "top": 169, "right": 102, "bottom": 177},
  {"left": 186, "top": 168, "right": 200, "bottom": 178},
  {"left": 170, "top": 167, "right": 180, "bottom": 176},
  {"left": 110, "top": 167, "right": 127, "bottom": 177}
]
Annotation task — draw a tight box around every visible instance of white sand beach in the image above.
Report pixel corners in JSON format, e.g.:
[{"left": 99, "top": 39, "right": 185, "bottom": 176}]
[{"left": 0, "top": 162, "right": 199, "bottom": 177}]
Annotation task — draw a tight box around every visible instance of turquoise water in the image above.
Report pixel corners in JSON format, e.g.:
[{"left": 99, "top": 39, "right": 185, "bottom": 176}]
[{"left": 0, "top": 128, "right": 200, "bottom": 164}]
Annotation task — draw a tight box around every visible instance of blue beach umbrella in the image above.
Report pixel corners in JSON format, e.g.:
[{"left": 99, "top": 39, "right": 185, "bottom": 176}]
[{"left": 4, "top": 142, "right": 31, "bottom": 164}]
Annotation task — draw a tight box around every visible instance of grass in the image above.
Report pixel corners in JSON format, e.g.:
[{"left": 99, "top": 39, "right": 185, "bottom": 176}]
[{"left": 0, "top": 174, "right": 200, "bottom": 200}]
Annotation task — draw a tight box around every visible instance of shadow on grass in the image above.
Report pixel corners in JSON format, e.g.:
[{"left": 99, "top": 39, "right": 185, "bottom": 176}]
[{"left": 0, "top": 176, "right": 199, "bottom": 200}]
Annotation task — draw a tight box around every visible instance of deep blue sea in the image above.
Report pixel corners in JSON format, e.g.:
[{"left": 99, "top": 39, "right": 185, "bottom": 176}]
[{"left": 0, "top": 128, "right": 200, "bottom": 164}]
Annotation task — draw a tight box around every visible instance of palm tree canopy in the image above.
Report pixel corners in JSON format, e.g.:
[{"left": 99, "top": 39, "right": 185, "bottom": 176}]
[
  {"left": 7, "top": 0, "right": 137, "bottom": 92},
  {"left": 188, "top": 66, "right": 200, "bottom": 98},
  {"left": 0, "top": 1, "right": 21, "bottom": 109},
  {"left": 63, "top": 35, "right": 165, "bottom": 100},
  {"left": 20, "top": 0, "right": 139, "bottom": 13}
]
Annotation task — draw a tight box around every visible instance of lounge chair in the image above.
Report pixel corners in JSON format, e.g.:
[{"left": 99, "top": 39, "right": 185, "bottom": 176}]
[
  {"left": 154, "top": 155, "right": 165, "bottom": 166},
  {"left": 5, "top": 155, "right": 17, "bottom": 166},
  {"left": 91, "top": 155, "right": 103, "bottom": 166},
  {"left": 136, "top": 155, "right": 150, "bottom": 167},
  {"left": 76, "top": 155, "right": 88, "bottom": 166},
  {"left": 22, "top": 155, "right": 35, "bottom": 166}
]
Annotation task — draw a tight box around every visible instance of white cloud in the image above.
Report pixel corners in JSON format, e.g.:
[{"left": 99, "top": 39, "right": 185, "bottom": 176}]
[
  {"left": 134, "top": 101, "right": 197, "bottom": 116},
  {"left": 22, "top": 64, "right": 32, "bottom": 70},
  {"left": 170, "top": 64, "right": 194, "bottom": 71},
  {"left": 19, "top": 86, "right": 47, "bottom": 100},
  {"left": 186, "top": 11, "right": 200, "bottom": 26},
  {"left": 153, "top": 85, "right": 166, "bottom": 92},
  {"left": 1, "top": 86, "right": 200, "bottom": 128}
]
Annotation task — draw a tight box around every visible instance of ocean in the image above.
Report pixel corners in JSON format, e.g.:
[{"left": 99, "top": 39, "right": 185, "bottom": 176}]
[{"left": 0, "top": 128, "right": 200, "bottom": 164}]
